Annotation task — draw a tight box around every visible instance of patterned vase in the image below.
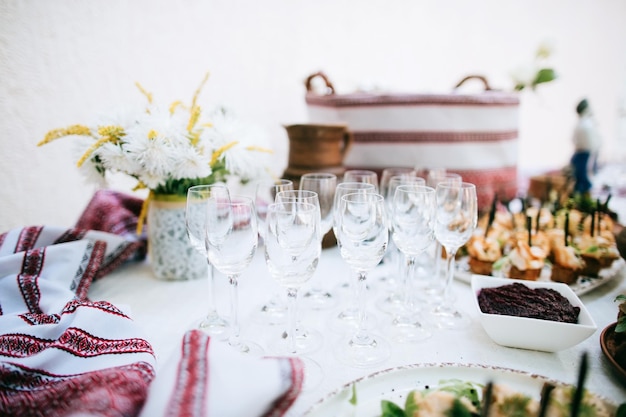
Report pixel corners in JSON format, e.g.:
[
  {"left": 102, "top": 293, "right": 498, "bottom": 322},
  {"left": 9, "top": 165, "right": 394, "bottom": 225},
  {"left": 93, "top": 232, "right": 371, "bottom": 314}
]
[{"left": 147, "top": 195, "right": 206, "bottom": 281}]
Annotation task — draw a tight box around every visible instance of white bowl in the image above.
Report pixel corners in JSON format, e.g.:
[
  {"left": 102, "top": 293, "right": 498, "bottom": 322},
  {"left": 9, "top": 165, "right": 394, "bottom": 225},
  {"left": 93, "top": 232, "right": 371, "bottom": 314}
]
[{"left": 471, "top": 275, "right": 597, "bottom": 352}]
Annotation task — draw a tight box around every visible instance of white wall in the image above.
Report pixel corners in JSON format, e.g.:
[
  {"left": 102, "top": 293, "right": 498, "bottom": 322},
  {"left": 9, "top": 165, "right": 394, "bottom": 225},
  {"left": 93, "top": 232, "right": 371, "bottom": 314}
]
[{"left": 1, "top": 0, "right": 625, "bottom": 231}]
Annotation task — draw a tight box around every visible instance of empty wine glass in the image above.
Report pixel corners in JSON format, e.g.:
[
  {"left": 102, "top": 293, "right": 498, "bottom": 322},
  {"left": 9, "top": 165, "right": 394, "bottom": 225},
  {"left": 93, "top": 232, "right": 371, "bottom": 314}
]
[
  {"left": 206, "top": 195, "right": 261, "bottom": 354},
  {"left": 388, "top": 184, "right": 436, "bottom": 343},
  {"left": 379, "top": 167, "right": 417, "bottom": 201},
  {"left": 185, "top": 184, "right": 230, "bottom": 338},
  {"left": 274, "top": 189, "right": 324, "bottom": 352},
  {"left": 335, "top": 192, "right": 390, "bottom": 367},
  {"left": 432, "top": 182, "right": 477, "bottom": 329},
  {"left": 330, "top": 182, "right": 377, "bottom": 332},
  {"left": 376, "top": 175, "right": 426, "bottom": 314},
  {"left": 426, "top": 170, "right": 462, "bottom": 301},
  {"left": 299, "top": 173, "right": 338, "bottom": 310},
  {"left": 343, "top": 169, "right": 379, "bottom": 192},
  {"left": 264, "top": 200, "right": 324, "bottom": 388},
  {"left": 253, "top": 178, "right": 293, "bottom": 325}
]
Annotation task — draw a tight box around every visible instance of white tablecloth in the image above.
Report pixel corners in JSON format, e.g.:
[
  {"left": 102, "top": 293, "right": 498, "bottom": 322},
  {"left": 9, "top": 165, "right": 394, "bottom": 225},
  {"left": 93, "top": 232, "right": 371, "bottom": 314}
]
[{"left": 89, "top": 245, "right": 626, "bottom": 415}]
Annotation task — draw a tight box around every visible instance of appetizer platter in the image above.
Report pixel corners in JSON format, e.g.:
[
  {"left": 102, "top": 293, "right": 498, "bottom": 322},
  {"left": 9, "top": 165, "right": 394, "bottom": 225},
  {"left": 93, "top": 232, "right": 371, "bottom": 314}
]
[
  {"left": 454, "top": 195, "right": 624, "bottom": 296},
  {"left": 303, "top": 363, "right": 617, "bottom": 417}
]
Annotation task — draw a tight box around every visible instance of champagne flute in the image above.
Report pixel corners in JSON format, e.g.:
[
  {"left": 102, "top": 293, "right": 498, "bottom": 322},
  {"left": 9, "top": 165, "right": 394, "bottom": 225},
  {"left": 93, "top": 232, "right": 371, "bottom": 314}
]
[
  {"left": 335, "top": 192, "right": 390, "bottom": 367},
  {"left": 253, "top": 178, "right": 293, "bottom": 325},
  {"left": 299, "top": 172, "right": 338, "bottom": 310},
  {"left": 206, "top": 195, "right": 261, "bottom": 354},
  {"left": 185, "top": 184, "right": 230, "bottom": 337},
  {"left": 426, "top": 170, "right": 462, "bottom": 301},
  {"left": 432, "top": 182, "right": 478, "bottom": 329},
  {"left": 330, "top": 182, "right": 377, "bottom": 332},
  {"left": 376, "top": 175, "right": 426, "bottom": 314},
  {"left": 388, "top": 184, "right": 436, "bottom": 343},
  {"left": 274, "top": 189, "right": 324, "bottom": 352},
  {"left": 264, "top": 201, "right": 324, "bottom": 389},
  {"left": 343, "top": 169, "right": 379, "bottom": 192}
]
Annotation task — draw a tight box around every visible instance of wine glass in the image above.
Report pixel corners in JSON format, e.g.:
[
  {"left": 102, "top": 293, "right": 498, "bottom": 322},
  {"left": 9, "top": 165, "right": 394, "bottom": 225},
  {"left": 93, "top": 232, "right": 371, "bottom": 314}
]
[
  {"left": 274, "top": 189, "right": 325, "bottom": 352},
  {"left": 388, "top": 184, "right": 436, "bottom": 343},
  {"left": 185, "top": 184, "right": 230, "bottom": 338},
  {"left": 376, "top": 175, "right": 426, "bottom": 314},
  {"left": 343, "top": 169, "right": 379, "bottom": 192},
  {"left": 206, "top": 195, "right": 261, "bottom": 354},
  {"left": 426, "top": 170, "right": 462, "bottom": 301},
  {"left": 299, "top": 173, "right": 338, "bottom": 310},
  {"left": 264, "top": 200, "right": 324, "bottom": 388},
  {"left": 335, "top": 192, "right": 390, "bottom": 367},
  {"left": 379, "top": 167, "right": 417, "bottom": 201},
  {"left": 253, "top": 178, "right": 293, "bottom": 325},
  {"left": 330, "top": 182, "right": 377, "bottom": 332},
  {"left": 432, "top": 182, "right": 478, "bottom": 329}
]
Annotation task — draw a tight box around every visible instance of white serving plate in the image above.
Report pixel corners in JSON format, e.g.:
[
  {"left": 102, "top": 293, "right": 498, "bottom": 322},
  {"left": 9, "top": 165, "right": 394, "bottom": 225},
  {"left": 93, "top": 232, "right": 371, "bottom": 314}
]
[
  {"left": 471, "top": 275, "right": 597, "bottom": 352},
  {"left": 303, "top": 363, "right": 614, "bottom": 417}
]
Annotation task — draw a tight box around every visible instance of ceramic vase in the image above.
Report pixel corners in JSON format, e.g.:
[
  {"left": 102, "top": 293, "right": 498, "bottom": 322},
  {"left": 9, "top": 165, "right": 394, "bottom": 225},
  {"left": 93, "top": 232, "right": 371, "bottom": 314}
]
[{"left": 147, "top": 195, "right": 206, "bottom": 281}]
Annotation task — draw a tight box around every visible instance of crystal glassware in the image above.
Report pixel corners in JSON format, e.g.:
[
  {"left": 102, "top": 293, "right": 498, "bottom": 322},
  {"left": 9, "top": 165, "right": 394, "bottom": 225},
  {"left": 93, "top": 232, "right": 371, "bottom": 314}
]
[
  {"left": 334, "top": 192, "right": 390, "bottom": 367},
  {"left": 185, "top": 184, "right": 230, "bottom": 337},
  {"left": 388, "top": 184, "right": 436, "bottom": 343},
  {"left": 298, "top": 173, "right": 339, "bottom": 310},
  {"left": 264, "top": 200, "right": 324, "bottom": 389},
  {"left": 253, "top": 178, "right": 293, "bottom": 325},
  {"left": 432, "top": 182, "right": 478, "bottom": 329},
  {"left": 206, "top": 195, "right": 261, "bottom": 354},
  {"left": 343, "top": 169, "right": 379, "bottom": 192}
]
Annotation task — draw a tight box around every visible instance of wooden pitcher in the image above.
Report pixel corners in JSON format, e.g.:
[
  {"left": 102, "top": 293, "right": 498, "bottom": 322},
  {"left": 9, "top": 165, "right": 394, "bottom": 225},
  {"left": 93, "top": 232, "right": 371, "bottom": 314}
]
[{"left": 283, "top": 123, "right": 353, "bottom": 178}]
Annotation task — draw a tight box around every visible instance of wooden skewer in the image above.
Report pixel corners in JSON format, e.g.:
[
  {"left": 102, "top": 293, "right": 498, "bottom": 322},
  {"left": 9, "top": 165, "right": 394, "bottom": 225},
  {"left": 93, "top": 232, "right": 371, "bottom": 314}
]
[
  {"left": 571, "top": 351, "right": 589, "bottom": 417},
  {"left": 481, "top": 381, "right": 493, "bottom": 417},
  {"left": 537, "top": 382, "right": 554, "bottom": 417}
]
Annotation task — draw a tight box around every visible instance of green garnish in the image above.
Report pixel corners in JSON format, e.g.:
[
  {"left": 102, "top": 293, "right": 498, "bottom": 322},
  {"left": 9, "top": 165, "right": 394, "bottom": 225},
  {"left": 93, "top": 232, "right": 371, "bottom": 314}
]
[
  {"left": 349, "top": 383, "right": 358, "bottom": 406},
  {"left": 380, "top": 400, "right": 406, "bottom": 417}
]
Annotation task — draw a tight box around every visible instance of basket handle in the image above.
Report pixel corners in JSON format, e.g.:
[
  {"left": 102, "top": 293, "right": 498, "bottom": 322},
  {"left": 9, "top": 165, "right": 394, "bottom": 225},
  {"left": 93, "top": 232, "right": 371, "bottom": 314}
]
[
  {"left": 305, "top": 71, "right": 336, "bottom": 95},
  {"left": 454, "top": 75, "right": 493, "bottom": 91}
]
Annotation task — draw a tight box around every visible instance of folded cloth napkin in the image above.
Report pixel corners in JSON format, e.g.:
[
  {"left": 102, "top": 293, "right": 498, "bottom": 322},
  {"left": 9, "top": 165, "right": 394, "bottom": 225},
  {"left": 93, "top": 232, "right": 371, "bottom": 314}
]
[
  {"left": 0, "top": 226, "right": 156, "bottom": 417},
  {"left": 140, "top": 330, "right": 304, "bottom": 417},
  {"left": 75, "top": 189, "right": 147, "bottom": 262}
]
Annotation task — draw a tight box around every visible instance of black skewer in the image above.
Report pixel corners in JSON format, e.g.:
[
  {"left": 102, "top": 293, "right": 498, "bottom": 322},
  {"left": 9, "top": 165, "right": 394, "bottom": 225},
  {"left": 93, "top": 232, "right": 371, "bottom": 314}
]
[
  {"left": 538, "top": 382, "right": 554, "bottom": 417},
  {"left": 571, "top": 352, "right": 589, "bottom": 417}
]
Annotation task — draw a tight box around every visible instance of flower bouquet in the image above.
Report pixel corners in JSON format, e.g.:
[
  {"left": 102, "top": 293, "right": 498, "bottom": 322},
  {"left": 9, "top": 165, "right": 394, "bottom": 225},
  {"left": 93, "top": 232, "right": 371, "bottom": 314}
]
[{"left": 39, "top": 73, "right": 274, "bottom": 280}]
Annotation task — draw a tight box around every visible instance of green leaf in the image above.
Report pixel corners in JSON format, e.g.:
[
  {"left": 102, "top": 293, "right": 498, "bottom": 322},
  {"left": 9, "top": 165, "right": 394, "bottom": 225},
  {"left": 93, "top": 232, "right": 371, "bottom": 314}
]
[
  {"left": 616, "top": 317, "right": 626, "bottom": 333},
  {"left": 615, "top": 295, "right": 626, "bottom": 302},
  {"left": 349, "top": 383, "right": 357, "bottom": 406},
  {"left": 380, "top": 400, "right": 406, "bottom": 417},
  {"left": 533, "top": 68, "right": 557, "bottom": 86},
  {"left": 404, "top": 391, "right": 419, "bottom": 416},
  {"left": 615, "top": 403, "right": 626, "bottom": 417}
]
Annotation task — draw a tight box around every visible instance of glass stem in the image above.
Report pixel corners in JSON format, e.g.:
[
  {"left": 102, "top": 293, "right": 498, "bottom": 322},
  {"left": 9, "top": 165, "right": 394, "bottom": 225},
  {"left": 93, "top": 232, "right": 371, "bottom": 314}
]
[
  {"left": 404, "top": 255, "right": 416, "bottom": 312},
  {"left": 228, "top": 274, "right": 240, "bottom": 347},
  {"left": 286, "top": 287, "right": 298, "bottom": 354},
  {"left": 443, "top": 249, "right": 457, "bottom": 305},
  {"left": 354, "top": 271, "right": 369, "bottom": 342},
  {"left": 206, "top": 261, "right": 218, "bottom": 317}
]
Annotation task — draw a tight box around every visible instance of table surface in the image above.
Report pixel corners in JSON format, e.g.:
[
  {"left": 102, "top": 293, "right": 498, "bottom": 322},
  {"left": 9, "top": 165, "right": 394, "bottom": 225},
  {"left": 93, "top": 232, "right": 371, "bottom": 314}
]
[{"left": 90, "top": 244, "right": 626, "bottom": 416}]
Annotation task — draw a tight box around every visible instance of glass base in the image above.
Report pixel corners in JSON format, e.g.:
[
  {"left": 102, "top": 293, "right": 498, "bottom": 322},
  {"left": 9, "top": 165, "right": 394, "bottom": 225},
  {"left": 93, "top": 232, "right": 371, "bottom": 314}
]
[
  {"left": 432, "top": 304, "right": 470, "bottom": 329},
  {"left": 229, "top": 338, "right": 264, "bottom": 356},
  {"left": 329, "top": 307, "right": 377, "bottom": 333},
  {"left": 269, "top": 326, "right": 324, "bottom": 355},
  {"left": 252, "top": 297, "right": 288, "bottom": 326},
  {"left": 301, "top": 287, "right": 339, "bottom": 310},
  {"left": 387, "top": 315, "right": 432, "bottom": 343},
  {"left": 195, "top": 313, "right": 230, "bottom": 340},
  {"left": 334, "top": 333, "right": 391, "bottom": 368}
]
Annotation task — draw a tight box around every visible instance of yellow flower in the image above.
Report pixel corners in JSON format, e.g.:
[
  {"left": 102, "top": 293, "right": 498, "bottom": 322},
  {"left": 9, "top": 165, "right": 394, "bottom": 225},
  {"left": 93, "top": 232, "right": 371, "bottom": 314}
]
[{"left": 38, "top": 124, "right": 91, "bottom": 146}]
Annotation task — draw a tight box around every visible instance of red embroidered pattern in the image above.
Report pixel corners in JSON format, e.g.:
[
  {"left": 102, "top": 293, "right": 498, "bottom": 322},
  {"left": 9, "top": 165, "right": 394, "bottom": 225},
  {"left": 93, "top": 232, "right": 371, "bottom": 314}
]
[
  {"left": 15, "top": 226, "right": 44, "bottom": 253},
  {"left": 352, "top": 130, "right": 518, "bottom": 144},
  {"left": 53, "top": 228, "right": 87, "bottom": 245},
  {"left": 165, "top": 329, "right": 210, "bottom": 417},
  {"left": 262, "top": 357, "right": 304, "bottom": 417},
  {"left": 19, "top": 313, "right": 61, "bottom": 326},
  {"left": 0, "top": 361, "right": 155, "bottom": 417},
  {"left": 62, "top": 299, "right": 130, "bottom": 319},
  {"left": 18, "top": 248, "right": 45, "bottom": 315},
  {"left": 0, "top": 327, "right": 153, "bottom": 359},
  {"left": 72, "top": 240, "right": 106, "bottom": 299}
]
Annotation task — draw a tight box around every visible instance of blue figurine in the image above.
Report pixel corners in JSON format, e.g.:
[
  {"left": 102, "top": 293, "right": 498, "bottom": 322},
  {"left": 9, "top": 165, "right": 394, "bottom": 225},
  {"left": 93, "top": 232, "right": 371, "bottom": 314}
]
[{"left": 571, "top": 98, "right": 601, "bottom": 195}]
